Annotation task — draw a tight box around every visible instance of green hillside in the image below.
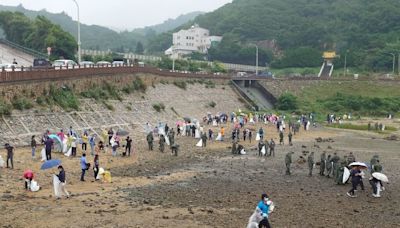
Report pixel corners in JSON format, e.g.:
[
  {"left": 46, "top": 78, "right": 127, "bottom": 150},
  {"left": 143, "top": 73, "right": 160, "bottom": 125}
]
[
  {"left": 149, "top": 0, "right": 400, "bottom": 70},
  {"left": 0, "top": 4, "right": 201, "bottom": 52}
]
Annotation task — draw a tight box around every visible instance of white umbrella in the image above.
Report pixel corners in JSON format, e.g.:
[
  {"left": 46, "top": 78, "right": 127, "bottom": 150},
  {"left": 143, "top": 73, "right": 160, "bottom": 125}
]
[
  {"left": 372, "top": 172, "right": 389, "bottom": 183},
  {"left": 349, "top": 162, "right": 368, "bottom": 168}
]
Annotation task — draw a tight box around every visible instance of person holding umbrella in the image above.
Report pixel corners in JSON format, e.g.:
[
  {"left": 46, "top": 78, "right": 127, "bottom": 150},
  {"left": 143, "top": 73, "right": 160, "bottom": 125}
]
[
  {"left": 347, "top": 165, "right": 364, "bottom": 197},
  {"left": 369, "top": 172, "right": 388, "bottom": 198}
]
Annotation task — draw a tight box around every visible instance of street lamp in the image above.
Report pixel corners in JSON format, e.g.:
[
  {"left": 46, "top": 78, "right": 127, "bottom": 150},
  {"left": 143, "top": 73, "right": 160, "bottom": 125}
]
[
  {"left": 72, "top": 0, "right": 81, "bottom": 64},
  {"left": 398, "top": 53, "right": 400, "bottom": 76},
  {"left": 343, "top": 50, "right": 349, "bottom": 77},
  {"left": 388, "top": 53, "right": 395, "bottom": 75},
  {"left": 253, "top": 44, "right": 259, "bottom": 75},
  {"left": 171, "top": 46, "right": 176, "bottom": 71}
]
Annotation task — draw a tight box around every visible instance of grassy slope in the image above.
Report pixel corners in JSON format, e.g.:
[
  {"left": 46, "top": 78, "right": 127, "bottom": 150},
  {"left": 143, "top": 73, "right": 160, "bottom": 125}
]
[{"left": 296, "top": 80, "right": 400, "bottom": 116}]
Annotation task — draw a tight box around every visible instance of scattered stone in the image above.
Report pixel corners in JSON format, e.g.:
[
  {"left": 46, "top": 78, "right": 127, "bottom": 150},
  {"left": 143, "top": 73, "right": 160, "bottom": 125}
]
[
  {"left": 384, "top": 135, "right": 398, "bottom": 141},
  {"left": 162, "top": 215, "right": 169, "bottom": 219}
]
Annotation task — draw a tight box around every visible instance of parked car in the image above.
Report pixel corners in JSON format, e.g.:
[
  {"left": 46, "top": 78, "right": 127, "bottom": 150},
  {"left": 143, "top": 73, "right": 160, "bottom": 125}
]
[
  {"left": 33, "top": 58, "right": 52, "bottom": 69},
  {"left": 112, "top": 60, "right": 124, "bottom": 66},
  {"left": 53, "top": 59, "right": 77, "bottom": 68},
  {"left": 258, "top": 71, "right": 275, "bottom": 79},
  {"left": 79, "top": 61, "right": 94, "bottom": 67},
  {"left": 96, "top": 61, "right": 111, "bottom": 67},
  {"left": 0, "top": 63, "right": 18, "bottom": 71}
]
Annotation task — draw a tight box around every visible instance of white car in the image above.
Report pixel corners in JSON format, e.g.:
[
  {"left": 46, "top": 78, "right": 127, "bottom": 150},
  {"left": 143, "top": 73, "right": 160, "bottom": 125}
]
[
  {"left": 96, "top": 61, "right": 111, "bottom": 67},
  {"left": 53, "top": 59, "right": 77, "bottom": 69},
  {"left": 112, "top": 61, "right": 124, "bottom": 66},
  {"left": 79, "top": 61, "right": 94, "bottom": 67},
  {"left": 0, "top": 63, "right": 19, "bottom": 72}
]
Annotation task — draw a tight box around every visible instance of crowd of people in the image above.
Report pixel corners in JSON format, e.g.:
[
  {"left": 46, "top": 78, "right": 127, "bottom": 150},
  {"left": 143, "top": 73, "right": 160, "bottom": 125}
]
[{"left": 0, "top": 109, "right": 392, "bottom": 228}]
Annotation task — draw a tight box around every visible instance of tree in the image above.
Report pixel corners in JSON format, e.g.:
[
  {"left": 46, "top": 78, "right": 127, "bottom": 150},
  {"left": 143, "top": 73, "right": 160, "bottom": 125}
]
[
  {"left": 0, "top": 11, "right": 77, "bottom": 59},
  {"left": 135, "top": 41, "right": 144, "bottom": 54},
  {"left": 276, "top": 93, "right": 298, "bottom": 111}
]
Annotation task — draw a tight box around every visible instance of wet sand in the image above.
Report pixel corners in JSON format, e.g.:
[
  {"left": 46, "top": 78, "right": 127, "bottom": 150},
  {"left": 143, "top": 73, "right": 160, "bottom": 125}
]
[{"left": 1, "top": 120, "right": 399, "bottom": 227}]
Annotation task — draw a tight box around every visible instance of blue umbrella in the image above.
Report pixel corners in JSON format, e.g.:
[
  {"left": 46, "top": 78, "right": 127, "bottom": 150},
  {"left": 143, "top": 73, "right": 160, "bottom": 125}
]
[{"left": 41, "top": 159, "right": 62, "bottom": 170}]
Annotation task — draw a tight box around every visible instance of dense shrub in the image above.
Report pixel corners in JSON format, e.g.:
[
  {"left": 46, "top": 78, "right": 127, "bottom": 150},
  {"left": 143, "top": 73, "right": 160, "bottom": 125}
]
[
  {"left": 173, "top": 81, "right": 187, "bottom": 90},
  {"left": 12, "top": 97, "right": 33, "bottom": 110},
  {"left": 276, "top": 93, "right": 298, "bottom": 111},
  {"left": 0, "top": 99, "right": 12, "bottom": 115}
]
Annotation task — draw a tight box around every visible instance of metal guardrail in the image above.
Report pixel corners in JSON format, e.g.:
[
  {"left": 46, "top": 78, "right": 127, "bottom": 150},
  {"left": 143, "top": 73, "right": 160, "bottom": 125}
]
[
  {"left": 0, "top": 64, "right": 399, "bottom": 84},
  {"left": 0, "top": 65, "right": 233, "bottom": 84},
  {"left": 0, "top": 38, "right": 48, "bottom": 59}
]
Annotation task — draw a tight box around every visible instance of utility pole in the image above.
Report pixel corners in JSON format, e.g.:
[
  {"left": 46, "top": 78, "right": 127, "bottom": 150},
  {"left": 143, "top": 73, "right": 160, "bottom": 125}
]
[
  {"left": 343, "top": 49, "right": 350, "bottom": 77},
  {"left": 389, "top": 53, "right": 395, "bottom": 75},
  {"left": 398, "top": 53, "right": 400, "bottom": 76},
  {"left": 343, "top": 53, "right": 347, "bottom": 77},
  {"left": 256, "top": 45, "right": 259, "bottom": 76},
  {"left": 72, "top": 0, "right": 81, "bottom": 63}
]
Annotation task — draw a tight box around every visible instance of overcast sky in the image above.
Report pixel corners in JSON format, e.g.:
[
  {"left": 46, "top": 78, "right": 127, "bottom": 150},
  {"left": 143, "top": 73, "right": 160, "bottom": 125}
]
[{"left": 1, "top": 0, "right": 231, "bottom": 30}]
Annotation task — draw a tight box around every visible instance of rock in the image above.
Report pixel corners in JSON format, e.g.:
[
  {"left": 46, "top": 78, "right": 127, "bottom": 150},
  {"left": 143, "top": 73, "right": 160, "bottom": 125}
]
[
  {"left": 385, "top": 135, "right": 398, "bottom": 141},
  {"left": 353, "top": 209, "right": 360, "bottom": 213},
  {"left": 162, "top": 215, "right": 169, "bottom": 219},
  {"left": 143, "top": 199, "right": 150, "bottom": 204}
]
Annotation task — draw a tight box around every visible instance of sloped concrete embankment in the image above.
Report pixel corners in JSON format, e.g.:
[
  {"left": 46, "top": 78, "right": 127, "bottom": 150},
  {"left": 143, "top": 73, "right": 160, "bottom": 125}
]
[{"left": 0, "top": 75, "right": 245, "bottom": 147}]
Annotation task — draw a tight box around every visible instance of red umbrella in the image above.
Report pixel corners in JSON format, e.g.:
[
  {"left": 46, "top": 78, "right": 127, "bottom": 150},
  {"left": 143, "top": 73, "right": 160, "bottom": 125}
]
[{"left": 23, "top": 170, "right": 34, "bottom": 179}]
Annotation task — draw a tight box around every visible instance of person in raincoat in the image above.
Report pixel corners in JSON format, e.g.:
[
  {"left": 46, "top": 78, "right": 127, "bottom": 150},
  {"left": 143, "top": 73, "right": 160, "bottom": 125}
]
[{"left": 247, "top": 193, "right": 274, "bottom": 228}]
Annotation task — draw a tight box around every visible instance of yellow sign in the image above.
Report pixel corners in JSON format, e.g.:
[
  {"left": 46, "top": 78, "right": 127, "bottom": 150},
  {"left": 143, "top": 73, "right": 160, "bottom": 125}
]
[{"left": 323, "top": 52, "right": 336, "bottom": 59}]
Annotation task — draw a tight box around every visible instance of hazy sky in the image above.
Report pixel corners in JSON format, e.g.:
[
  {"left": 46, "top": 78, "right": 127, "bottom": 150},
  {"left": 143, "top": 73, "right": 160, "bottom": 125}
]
[{"left": 1, "top": 0, "right": 231, "bottom": 30}]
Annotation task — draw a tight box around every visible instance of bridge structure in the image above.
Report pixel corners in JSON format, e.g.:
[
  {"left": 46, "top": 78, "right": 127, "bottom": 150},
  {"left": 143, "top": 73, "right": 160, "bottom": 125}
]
[{"left": 82, "top": 49, "right": 267, "bottom": 73}]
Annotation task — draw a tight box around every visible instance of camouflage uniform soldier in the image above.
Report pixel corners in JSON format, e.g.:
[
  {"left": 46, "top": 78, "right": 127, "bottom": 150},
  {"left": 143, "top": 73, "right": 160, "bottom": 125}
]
[
  {"left": 201, "top": 132, "right": 207, "bottom": 147},
  {"left": 319, "top": 151, "right": 326, "bottom": 176},
  {"left": 279, "top": 132, "right": 284, "bottom": 145},
  {"left": 168, "top": 129, "right": 175, "bottom": 148},
  {"left": 308, "top": 152, "right": 314, "bottom": 176},
  {"left": 171, "top": 144, "right": 179, "bottom": 156},
  {"left": 288, "top": 132, "right": 293, "bottom": 146},
  {"left": 347, "top": 152, "right": 356, "bottom": 165},
  {"left": 370, "top": 155, "right": 380, "bottom": 173},
  {"left": 232, "top": 141, "right": 238, "bottom": 154},
  {"left": 146, "top": 132, "right": 154, "bottom": 151},
  {"left": 326, "top": 154, "right": 332, "bottom": 178},
  {"left": 159, "top": 134, "right": 165, "bottom": 153},
  {"left": 258, "top": 140, "right": 265, "bottom": 156},
  {"left": 336, "top": 158, "right": 348, "bottom": 185},
  {"left": 269, "top": 139, "right": 275, "bottom": 157},
  {"left": 372, "top": 160, "right": 383, "bottom": 173},
  {"left": 285, "top": 152, "right": 294, "bottom": 175},
  {"left": 331, "top": 152, "right": 340, "bottom": 176}
]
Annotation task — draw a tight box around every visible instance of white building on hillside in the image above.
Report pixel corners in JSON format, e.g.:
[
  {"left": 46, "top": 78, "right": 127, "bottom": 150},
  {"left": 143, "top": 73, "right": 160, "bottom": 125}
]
[{"left": 165, "top": 24, "right": 222, "bottom": 58}]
